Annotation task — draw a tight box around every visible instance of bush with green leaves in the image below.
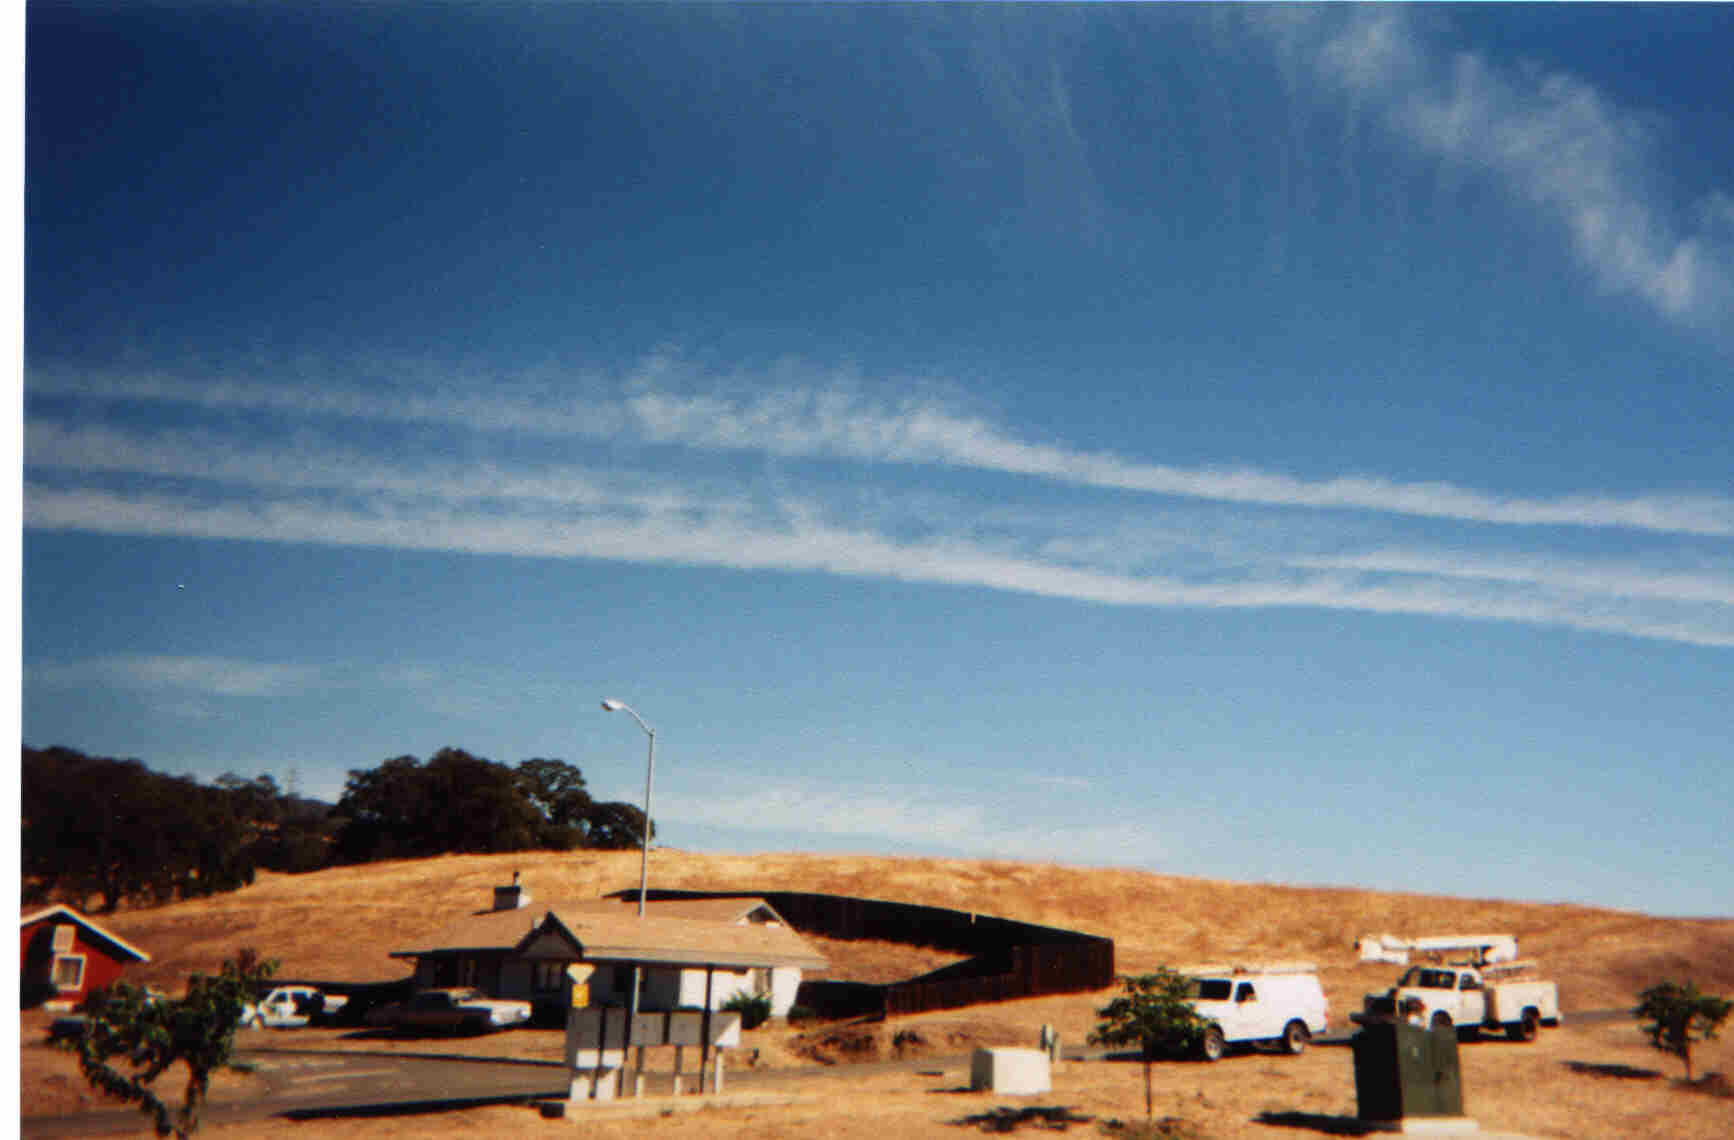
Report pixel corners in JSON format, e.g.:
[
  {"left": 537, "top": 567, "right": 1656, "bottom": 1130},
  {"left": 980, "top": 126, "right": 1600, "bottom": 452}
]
[
  {"left": 722, "top": 990, "right": 773, "bottom": 1030},
  {"left": 74, "top": 950, "right": 277, "bottom": 1138},
  {"left": 1091, "top": 969, "right": 1208, "bottom": 1119},
  {"left": 1635, "top": 979, "right": 1733, "bottom": 1082}
]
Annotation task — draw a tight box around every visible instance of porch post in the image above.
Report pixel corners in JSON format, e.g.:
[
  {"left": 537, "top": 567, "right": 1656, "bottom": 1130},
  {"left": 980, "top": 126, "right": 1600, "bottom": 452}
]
[{"left": 700, "top": 965, "right": 715, "bottom": 1082}]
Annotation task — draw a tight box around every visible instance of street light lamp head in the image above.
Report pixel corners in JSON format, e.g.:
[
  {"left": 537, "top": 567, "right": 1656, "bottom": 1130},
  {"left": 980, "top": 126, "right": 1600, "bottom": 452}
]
[{"left": 601, "top": 699, "right": 624, "bottom": 712}]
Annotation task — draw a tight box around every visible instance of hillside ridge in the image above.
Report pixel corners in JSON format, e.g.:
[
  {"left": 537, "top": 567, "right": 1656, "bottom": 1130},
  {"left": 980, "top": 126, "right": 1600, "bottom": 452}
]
[{"left": 75, "top": 849, "right": 1734, "bottom": 1013}]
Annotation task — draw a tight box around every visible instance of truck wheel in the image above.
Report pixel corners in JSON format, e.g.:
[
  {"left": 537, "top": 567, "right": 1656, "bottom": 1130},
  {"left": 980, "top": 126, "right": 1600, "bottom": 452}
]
[
  {"left": 1509, "top": 1010, "right": 1540, "bottom": 1042},
  {"left": 1199, "top": 1025, "right": 1226, "bottom": 1062},
  {"left": 1281, "top": 1020, "right": 1309, "bottom": 1055}
]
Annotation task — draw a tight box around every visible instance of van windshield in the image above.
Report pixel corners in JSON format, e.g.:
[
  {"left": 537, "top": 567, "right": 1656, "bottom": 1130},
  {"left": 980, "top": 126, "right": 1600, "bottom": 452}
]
[{"left": 1187, "top": 979, "right": 1233, "bottom": 1001}]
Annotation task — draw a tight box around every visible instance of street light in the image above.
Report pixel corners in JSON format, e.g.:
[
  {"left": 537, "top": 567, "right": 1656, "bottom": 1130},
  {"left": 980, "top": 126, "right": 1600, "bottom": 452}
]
[
  {"left": 600, "top": 698, "right": 656, "bottom": 917},
  {"left": 601, "top": 697, "right": 657, "bottom": 1097}
]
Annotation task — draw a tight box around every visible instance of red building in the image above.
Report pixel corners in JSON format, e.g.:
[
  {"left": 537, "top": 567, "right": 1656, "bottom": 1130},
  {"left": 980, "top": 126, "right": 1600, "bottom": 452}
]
[{"left": 19, "top": 905, "right": 151, "bottom": 1010}]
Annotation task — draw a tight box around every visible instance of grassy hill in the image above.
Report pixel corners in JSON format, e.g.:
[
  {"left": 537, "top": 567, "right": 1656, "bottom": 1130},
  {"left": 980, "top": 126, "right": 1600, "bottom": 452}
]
[{"left": 89, "top": 848, "right": 1734, "bottom": 1014}]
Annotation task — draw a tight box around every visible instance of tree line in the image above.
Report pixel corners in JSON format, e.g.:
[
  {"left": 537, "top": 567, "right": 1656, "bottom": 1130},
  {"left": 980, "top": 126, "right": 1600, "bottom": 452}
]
[{"left": 22, "top": 745, "right": 651, "bottom": 912}]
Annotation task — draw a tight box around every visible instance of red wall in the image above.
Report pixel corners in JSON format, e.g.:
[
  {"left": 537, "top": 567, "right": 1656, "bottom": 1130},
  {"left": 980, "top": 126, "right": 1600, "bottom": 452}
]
[{"left": 20, "top": 918, "right": 136, "bottom": 1007}]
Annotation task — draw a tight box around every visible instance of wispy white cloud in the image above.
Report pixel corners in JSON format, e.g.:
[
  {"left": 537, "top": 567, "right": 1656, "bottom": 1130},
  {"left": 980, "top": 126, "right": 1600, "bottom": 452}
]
[
  {"left": 29, "top": 373, "right": 1734, "bottom": 536},
  {"left": 1300, "top": 7, "right": 1734, "bottom": 330},
  {"left": 1297, "top": 548, "right": 1734, "bottom": 609},
  {"left": 657, "top": 775, "right": 1166, "bottom": 865},
  {"left": 25, "top": 479, "right": 1734, "bottom": 649},
  {"left": 30, "top": 655, "right": 321, "bottom": 698},
  {"left": 22, "top": 360, "right": 1734, "bottom": 651}
]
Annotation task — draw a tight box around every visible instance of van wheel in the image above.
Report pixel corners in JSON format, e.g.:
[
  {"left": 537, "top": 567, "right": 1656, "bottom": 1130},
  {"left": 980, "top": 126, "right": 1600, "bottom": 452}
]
[
  {"left": 1199, "top": 1025, "right": 1226, "bottom": 1062},
  {"left": 1430, "top": 1012, "right": 1453, "bottom": 1032},
  {"left": 1509, "top": 1010, "right": 1540, "bottom": 1042},
  {"left": 1281, "top": 1020, "right": 1309, "bottom": 1055}
]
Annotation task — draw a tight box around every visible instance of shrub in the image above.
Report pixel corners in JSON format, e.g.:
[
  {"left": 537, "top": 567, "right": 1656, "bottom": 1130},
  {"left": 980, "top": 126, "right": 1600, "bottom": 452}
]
[
  {"left": 786, "top": 1004, "right": 817, "bottom": 1024},
  {"left": 1635, "top": 979, "right": 1733, "bottom": 1082},
  {"left": 722, "top": 991, "right": 772, "bottom": 1030}
]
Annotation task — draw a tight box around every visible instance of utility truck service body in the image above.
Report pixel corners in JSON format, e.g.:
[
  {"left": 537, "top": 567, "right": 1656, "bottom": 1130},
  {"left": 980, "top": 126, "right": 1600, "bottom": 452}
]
[{"left": 1358, "top": 934, "right": 1560, "bottom": 1042}]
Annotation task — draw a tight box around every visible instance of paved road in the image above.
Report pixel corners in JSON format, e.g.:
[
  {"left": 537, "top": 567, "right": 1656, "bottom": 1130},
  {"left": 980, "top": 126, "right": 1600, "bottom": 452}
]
[{"left": 20, "top": 1052, "right": 571, "bottom": 1138}]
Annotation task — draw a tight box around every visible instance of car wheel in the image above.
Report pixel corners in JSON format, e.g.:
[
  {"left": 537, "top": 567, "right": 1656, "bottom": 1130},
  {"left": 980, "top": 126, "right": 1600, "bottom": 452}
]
[
  {"left": 1281, "top": 1020, "right": 1309, "bottom": 1055},
  {"left": 1509, "top": 1010, "right": 1540, "bottom": 1042},
  {"left": 1199, "top": 1025, "right": 1226, "bottom": 1062}
]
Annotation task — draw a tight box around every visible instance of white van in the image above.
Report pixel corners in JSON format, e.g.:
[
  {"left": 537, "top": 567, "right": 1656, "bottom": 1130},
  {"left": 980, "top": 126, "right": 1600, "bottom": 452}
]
[{"left": 1183, "top": 965, "right": 1331, "bottom": 1061}]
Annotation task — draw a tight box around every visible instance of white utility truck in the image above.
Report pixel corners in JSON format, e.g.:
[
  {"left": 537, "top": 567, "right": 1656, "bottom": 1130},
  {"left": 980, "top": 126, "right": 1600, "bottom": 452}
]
[
  {"left": 1358, "top": 934, "right": 1560, "bottom": 1042},
  {"left": 1182, "top": 962, "right": 1332, "bottom": 1061}
]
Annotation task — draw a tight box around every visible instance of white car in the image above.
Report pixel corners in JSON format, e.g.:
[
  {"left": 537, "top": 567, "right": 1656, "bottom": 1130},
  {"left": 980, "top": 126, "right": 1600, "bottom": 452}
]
[
  {"left": 240, "top": 986, "right": 347, "bottom": 1029},
  {"left": 1184, "top": 967, "right": 1331, "bottom": 1061}
]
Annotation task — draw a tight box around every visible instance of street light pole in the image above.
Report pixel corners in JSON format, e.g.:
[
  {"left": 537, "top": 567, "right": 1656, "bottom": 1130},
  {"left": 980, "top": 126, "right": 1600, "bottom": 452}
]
[
  {"left": 600, "top": 698, "right": 656, "bottom": 916},
  {"left": 601, "top": 697, "right": 656, "bottom": 1097}
]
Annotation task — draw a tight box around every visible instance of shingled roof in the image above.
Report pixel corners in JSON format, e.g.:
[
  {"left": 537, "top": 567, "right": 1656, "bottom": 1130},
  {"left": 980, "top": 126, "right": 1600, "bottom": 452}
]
[
  {"left": 562, "top": 896, "right": 789, "bottom": 926},
  {"left": 390, "top": 899, "right": 827, "bottom": 971}
]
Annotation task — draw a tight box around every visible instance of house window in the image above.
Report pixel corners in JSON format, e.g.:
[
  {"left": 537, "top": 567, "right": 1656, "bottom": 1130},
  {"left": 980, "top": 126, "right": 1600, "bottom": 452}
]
[
  {"left": 534, "top": 961, "right": 566, "bottom": 992},
  {"left": 51, "top": 924, "right": 76, "bottom": 953},
  {"left": 750, "top": 968, "right": 770, "bottom": 996},
  {"left": 52, "top": 955, "right": 85, "bottom": 991}
]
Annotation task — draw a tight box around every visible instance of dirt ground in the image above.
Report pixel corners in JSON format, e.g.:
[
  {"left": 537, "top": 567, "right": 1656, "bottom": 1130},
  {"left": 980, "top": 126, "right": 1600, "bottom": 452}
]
[
  {"left": 21, "top": 850, "right": 1734, "bottom": 1137},
  {"left": 21, "top": 998, "right": 1734, "bottom": 1139}
]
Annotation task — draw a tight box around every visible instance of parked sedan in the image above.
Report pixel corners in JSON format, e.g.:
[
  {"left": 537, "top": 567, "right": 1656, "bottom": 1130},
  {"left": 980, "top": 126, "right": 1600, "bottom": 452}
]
[{"left": 363, "top": 987, "right": 532, "bottom": 1034}]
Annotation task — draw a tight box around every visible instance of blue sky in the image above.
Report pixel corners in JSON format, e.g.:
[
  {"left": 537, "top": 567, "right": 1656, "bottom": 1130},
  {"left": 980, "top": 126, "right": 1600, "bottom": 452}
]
[{"left": 21, "top": 4, "right": 1734, "bottom": 917}]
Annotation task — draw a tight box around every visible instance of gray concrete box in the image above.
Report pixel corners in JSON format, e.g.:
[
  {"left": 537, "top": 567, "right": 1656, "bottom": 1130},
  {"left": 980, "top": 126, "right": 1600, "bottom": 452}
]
[{"left": 969, "top": 1047, "right": 1051, "bottom": 1095}]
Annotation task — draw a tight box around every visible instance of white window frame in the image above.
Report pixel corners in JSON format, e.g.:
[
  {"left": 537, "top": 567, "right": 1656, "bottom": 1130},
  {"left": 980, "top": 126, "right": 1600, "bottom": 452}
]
[{"left": 52, "top": 954, "right": 86, "bottom": 991}]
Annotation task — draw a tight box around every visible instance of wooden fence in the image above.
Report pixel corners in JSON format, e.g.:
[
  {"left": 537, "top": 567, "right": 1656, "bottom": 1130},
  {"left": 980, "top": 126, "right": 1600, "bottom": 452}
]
[{"left": 617, "top": 888, "right": 1115, "bottom": 1020}]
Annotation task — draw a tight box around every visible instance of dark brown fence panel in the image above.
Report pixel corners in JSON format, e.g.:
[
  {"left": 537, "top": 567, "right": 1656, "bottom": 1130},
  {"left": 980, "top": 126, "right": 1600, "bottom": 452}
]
[{"left": 618, "top": 888, "right": 1115, "bottom": 1020}]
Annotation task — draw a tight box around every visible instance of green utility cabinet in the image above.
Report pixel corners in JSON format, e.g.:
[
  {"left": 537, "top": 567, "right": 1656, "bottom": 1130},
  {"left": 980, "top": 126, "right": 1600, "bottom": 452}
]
[{"left": 1352, "top": 1020, "right": 1464, "bottom": 1122}]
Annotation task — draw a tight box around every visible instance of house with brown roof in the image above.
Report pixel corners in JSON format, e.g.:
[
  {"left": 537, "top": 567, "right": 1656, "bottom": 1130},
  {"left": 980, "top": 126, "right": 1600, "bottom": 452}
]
[
  {"left": 389, "top": 881, "right": 826, "bottom": 1019},
  {"left": 19, "top": 905, "right": 151, "bottom": 1010}
]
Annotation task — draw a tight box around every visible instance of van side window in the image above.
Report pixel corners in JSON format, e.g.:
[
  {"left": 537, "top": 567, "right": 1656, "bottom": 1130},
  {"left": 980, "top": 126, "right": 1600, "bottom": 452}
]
[
  {"left": 1459, "top": 974, "right": 1480, "bottom": 991},
  {"left": 1235, "top": 982, "right": 1256, "bottom": 1003}
]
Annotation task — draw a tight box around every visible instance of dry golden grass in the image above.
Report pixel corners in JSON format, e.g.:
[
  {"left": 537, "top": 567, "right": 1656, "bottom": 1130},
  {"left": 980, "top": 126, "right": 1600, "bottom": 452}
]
[
  {"left": 23, "top": 849, "right": 1734, "bottom": 1138},
  {"left": 89, "top": 848, "right": 1734, "bottom": 1014}
]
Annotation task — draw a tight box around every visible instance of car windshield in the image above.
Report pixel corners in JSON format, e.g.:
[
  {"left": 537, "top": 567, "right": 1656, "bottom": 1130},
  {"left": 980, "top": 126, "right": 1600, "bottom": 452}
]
[
  {"left": 1399, "top": 968, "right": 1458, "bottom": 990},
  {"left": 1186, "top": 979, "right": 1233, "bottom": 1001}
]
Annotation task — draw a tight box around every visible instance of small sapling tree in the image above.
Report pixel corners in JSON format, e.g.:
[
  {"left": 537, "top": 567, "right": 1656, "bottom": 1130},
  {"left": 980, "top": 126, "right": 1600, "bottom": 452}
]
[
  {"left": 1091, "top": 968, "right": 1207, "bottom": 1119},
  {"left": 75, "top": 949, "right": 277, "bottom": 1137},
  {"left": 1635, "top": 979, "right": 1733, "bottom": 1082}
]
